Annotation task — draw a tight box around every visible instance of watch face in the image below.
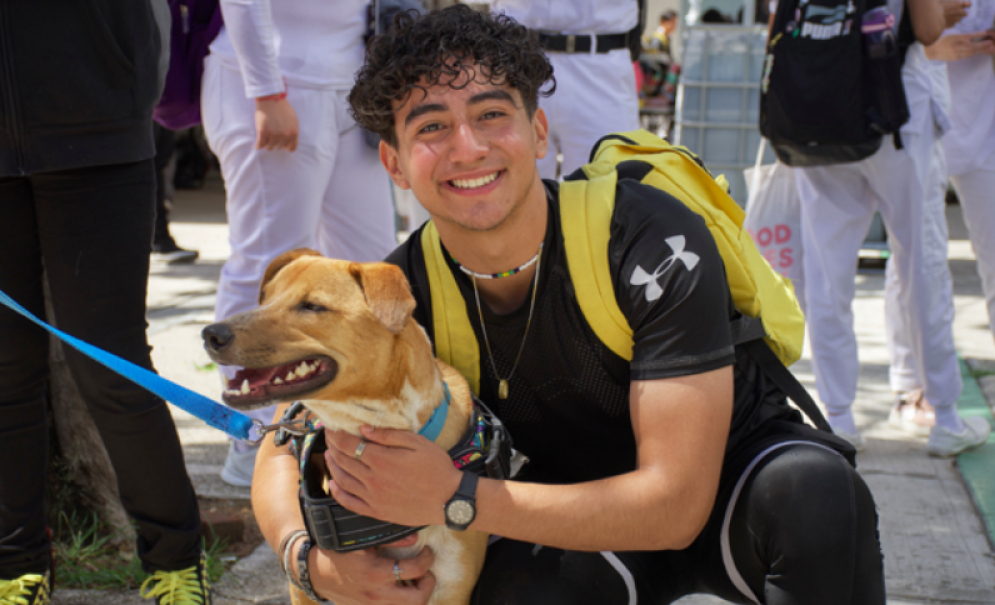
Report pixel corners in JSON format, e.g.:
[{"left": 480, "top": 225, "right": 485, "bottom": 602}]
[{"left": 446, "top": 500, "right": 475, "bottom": 525}]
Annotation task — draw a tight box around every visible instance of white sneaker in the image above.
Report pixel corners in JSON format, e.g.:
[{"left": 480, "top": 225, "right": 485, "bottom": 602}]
[
  {"left": 926, "top": 416, "right": 991, "bottom": 457},
  {"left": 220, "top": 442, "right": 258, "bottom": 487},
  {"left": 833, "top": 428, "right": 865, "bottom": 452}
]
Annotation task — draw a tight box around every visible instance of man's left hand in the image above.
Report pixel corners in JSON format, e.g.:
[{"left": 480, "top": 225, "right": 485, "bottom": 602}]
[
  {"left": 925, "top": 31, "right": 995, "bottom": 60},
  {"left": 324, "top": 427, "right": 463, "bottom": 527}
]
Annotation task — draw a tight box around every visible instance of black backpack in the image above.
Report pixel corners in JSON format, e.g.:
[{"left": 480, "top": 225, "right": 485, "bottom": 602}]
[{"left": 759, "top": 0, "right": 913, "bottom": 166}]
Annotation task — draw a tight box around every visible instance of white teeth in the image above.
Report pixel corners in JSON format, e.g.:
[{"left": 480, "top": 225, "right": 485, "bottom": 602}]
[
  {"left": 286, "top": 371, "right": 295, "bottom": 381},
  {"left": 226, "top": 389, "right": 240, "bottom": 396},
  {"left": 240, "top": 380, "right": 250, "bottom": 395},
  {"left": 451, "top": 172, "right": 498, "bottom": 189},
  {"left": 273, "top": 377, "right": 283, "bottom": 385}
]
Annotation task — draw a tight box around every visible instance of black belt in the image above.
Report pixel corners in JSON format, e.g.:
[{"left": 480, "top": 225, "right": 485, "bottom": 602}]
[{"left": 537, "top": 31, "right": 631, "bottom": 54}]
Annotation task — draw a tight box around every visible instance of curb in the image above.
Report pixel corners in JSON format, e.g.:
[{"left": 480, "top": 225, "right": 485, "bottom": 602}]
[{"left": 956, "top": 358, "right": 995, "bottom": 549}]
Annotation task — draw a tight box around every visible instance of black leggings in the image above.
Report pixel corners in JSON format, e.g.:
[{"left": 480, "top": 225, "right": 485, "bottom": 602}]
[
  {"left": 471, "top": 443, "right": 884, "bottom": 605},
  {"left": 0, "top": 161, "right": 202, "bottom": 576}
]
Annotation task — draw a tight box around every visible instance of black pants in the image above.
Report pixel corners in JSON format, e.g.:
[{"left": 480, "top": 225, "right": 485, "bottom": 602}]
[
  {"left": 153, "top": 123, "right": 176, "bottom": 246},
  {"left": 0, "top": 160, "right": 202, "bottom": 576},
  {"left": 472, "top": 443, "right": 885, "bottom": 605}
]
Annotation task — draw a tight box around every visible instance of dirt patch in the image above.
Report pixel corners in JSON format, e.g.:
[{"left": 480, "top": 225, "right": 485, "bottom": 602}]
[{"left": 199, "top": 497, "right": 265, "bottom": 559}]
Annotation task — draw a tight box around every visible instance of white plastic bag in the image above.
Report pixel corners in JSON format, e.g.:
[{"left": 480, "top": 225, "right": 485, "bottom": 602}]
[{"left": 744, "top": 139, "right": 804, "bottom": 287}]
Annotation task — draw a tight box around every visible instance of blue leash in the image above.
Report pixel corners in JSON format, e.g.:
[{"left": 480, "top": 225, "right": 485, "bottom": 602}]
[{"left": 0, "top": 288, "right": 259, "bottom": 442}]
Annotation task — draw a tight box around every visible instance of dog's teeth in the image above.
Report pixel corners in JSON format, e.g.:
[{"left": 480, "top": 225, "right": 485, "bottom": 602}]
[
  {"left": 273, "top": 377, "right": 284, "bottom": 385},
  {"left": 297, "top": 362, "right": 309, "bottom": 376},
  {"left": 240, "top": 379, "right": 250, "bottom": 395},
  {"left": 227, "top": 389, "right": 239, "bottom": 396},
  {"left": 286, "top": 371, "right": 295, "bottom": 381}
]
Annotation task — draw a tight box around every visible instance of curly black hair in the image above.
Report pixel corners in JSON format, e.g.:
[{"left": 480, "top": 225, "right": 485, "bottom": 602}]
[{"left": 348, "top": 4, "right": 555, "bottom": 147}]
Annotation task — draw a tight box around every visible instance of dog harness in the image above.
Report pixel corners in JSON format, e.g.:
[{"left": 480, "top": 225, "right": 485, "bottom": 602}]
[{"left": 288, "top": 385, "right": 512, "bottom": 551}]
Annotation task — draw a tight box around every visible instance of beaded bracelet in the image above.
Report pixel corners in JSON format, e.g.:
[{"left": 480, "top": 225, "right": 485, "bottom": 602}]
[
  {"left": 297, "top": 538, "right": 330, "bottom": 603},
  {"left": 278, "top": 529, "right": 310, "bottom": 585}
]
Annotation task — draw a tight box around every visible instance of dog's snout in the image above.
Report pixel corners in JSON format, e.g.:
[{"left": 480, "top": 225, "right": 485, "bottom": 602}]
[{"left": 202, "top": 323, "right": 234, "bottom": 352}]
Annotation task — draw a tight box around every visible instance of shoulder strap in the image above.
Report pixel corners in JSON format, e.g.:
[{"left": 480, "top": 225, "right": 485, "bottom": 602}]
[
  {"left": 560, "top": 165, "right": 636, "bottom": 361},
  {"left": 419, "top": 223, "right": 481, "bottom": 395},
  {"left": 742, "top": 338, "right": 832, "bottom": 432},
  {"left": 897, "top": 0, "right": 915, "bottom": 64}
]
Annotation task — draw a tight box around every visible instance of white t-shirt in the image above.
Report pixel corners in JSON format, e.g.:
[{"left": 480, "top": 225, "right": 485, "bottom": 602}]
[
  {"left": 941, "top": 0, "right": 995, "bottom": 175},
  {"left": 489, "top": 0, "right": 638, "bottom": 34},
  {"left": 209, "top": 0, "right": 368, "bottom": 97}
]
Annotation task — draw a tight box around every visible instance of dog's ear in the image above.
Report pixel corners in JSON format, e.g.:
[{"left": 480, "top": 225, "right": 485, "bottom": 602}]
[
  {"left": 260, "top": 248, "right": 322, "bottom": 304},
  {"left": 349, "top": 262, "right": 416, "bottom": 334}
]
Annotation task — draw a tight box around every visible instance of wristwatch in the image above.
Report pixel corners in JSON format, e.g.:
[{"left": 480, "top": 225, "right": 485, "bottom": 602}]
[{"left": 444, "top": 471, "right": 479, "bottom": 531}]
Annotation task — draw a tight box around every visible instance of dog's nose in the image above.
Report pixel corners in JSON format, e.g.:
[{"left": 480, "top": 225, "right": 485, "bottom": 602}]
[{"left": 202, "top": 323, "right": 234, "bottom": 352}]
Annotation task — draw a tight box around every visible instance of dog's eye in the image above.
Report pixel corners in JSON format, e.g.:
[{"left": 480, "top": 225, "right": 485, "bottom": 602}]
[{"left": 298, "top": 301, "right": 327, "bottom": 313}]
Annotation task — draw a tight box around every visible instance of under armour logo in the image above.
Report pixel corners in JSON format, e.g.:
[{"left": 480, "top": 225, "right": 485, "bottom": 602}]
[{"left": 630, "top": 235, "right": 700, "bottom": 302}]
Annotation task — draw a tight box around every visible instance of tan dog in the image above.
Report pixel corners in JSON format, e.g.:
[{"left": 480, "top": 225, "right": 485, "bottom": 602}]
[{"left": 202, "top": 248, "right": 488, "bottom": 605}]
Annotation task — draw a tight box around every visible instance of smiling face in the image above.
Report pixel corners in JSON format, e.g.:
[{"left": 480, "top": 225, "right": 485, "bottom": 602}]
[
  {"left": 379, "top": 75, "right": 549, "bottom": 236},
  {"left": 200, "top": 251, "right": 441, "bottom": 433}
]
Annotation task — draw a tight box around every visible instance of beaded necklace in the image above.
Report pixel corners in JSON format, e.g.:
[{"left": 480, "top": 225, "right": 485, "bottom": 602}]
[{"left": 448, "top": 243, "right": 543, "bottom": 280}]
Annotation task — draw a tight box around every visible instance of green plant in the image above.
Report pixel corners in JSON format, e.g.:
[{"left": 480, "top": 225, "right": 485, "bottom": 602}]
[
  {"left": 968, "top": 367, "right": 995, "bottom": 379},
  {"left": 52, "top": 510, "right": 232, "bottom": 589},
  {"left": 194, "top": 361, "right": 218, "bottom": 372},
  {"left": 203, "top": 532, "right": 230, "bottom": 583},
  {"left": 52, "top": 510, "right": 144, "bottom": 590}
]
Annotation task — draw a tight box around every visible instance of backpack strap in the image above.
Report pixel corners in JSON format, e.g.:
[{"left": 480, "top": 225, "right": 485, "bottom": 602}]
[
  {"left": 420, "top": 222, "right": 481, "bottom": 395},
  {"left": 741, "top": 334, "right": 832, "bottom": 433},
  {"left": 560, "top": 166, "right": 636, "bottom": 361}
]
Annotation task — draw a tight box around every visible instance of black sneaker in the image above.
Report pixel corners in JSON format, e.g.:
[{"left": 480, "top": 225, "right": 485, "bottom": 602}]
[
  {"left": 0, "top": 569, "right": 51, "bottom": 605},
  {"left": 153, "top": 239, "right": 199, "bottom": 265},
  {"left": 139, "top": 552, "right": 211, "bottom": 605}
]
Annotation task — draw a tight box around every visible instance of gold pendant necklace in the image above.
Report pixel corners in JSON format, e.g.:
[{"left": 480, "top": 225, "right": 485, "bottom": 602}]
[{"left": 471, "top": 244, "right": 542, "bottom": 400}]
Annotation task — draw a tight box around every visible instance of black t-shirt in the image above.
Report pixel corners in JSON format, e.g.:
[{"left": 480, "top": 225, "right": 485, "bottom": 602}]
[{"left": 386, "top": 180, "right": 805, "bottom": 484}]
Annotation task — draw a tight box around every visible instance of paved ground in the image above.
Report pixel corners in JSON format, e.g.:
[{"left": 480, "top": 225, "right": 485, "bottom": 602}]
[{"left": 51, "top": 174, "right": 995, "bottom": 604}]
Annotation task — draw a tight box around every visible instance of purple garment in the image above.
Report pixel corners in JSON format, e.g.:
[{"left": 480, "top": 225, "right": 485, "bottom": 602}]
[{"left": 154, "top": 0, "right": 224, "bottom": 130}]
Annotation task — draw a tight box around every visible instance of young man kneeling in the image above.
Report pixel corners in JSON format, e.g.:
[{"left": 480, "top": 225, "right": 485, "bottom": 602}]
[{"left": 252, "top": 6, "right": 885, "bottom": 604}]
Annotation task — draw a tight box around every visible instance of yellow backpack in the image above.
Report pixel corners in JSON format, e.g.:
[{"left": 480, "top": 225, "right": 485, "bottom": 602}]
[
  {"left": 558, "top": 129, "right": 805, "bottom": 366},
  {"left": 420, "top": 130, "right": 822, "bottom": 429}
]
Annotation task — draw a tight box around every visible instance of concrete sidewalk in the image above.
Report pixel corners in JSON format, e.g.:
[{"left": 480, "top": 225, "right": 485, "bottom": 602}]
[{"left": 52, "top": 174, "right": 995, "bottom": 604}]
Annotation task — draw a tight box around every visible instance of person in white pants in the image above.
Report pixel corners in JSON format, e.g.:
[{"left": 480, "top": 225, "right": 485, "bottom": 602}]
[
  {"left": 490, "top": 0, "right": 642, "bottom": 180},
  {"left": 202, "top": 0, "right": 397, "bottom": 486},
  {"left": 934, "top": 1, "right": 995, "bottom": 340},
  {"left": 795, "top": 0, "right": 989, "bottom": 456},
  {"left": 884, "top": 0, "right": 995, "bottom": 438},
  {"left": 883, "top": 142, "right": 953, "bottom": 434}
]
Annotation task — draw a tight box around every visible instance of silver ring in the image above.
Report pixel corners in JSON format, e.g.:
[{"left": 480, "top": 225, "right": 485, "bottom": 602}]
[
  {"left": 353, "top": 439, "right": 368, "bottom": 461},
  {"left": 393, "top": 561, "right": 404, "bottom": 583}
]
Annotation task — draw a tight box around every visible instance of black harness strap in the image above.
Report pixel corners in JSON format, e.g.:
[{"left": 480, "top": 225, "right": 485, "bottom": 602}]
[{"left": 295, "top": 397, "right": 511, "bottom": 552}]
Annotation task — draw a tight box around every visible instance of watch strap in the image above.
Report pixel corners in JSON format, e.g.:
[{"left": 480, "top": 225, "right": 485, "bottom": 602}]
[{"left": 455, "top": 469, "right": 479, "bottom": 500}]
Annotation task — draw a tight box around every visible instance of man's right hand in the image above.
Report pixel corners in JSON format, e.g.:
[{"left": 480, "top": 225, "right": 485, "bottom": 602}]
[
  {"left": 938, "top": 0, "right": 971, "bottom": 28},
  {"left": 254, "top": 97, "right": 299, "bottom": 151},
  {"left": 308, "top": 538, "right": 437, "bottom": 604}
]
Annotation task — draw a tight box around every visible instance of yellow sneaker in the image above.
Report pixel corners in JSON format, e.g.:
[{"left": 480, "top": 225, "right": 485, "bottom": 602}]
[
  {"left": 0, "top": 570, "right": 51, "bottom": 605},
  {"left": 140, "top": 552, "right": 210, "bottom": 605}
]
